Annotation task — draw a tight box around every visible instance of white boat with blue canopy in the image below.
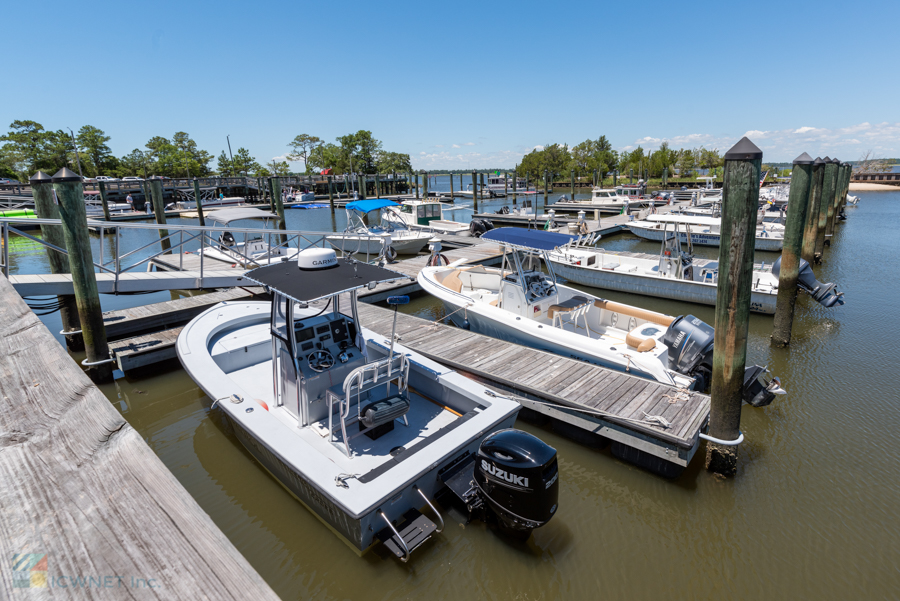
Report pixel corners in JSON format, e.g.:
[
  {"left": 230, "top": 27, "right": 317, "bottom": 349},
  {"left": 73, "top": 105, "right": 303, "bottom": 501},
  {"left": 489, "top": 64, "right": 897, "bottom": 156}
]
[
  {"left": 418, "top": 228, "right": 786, "bottom": 404},
  {"left": 326, "top": 198, "right": 433, "bottom": 256},
  {"left": 176, "top": 247, "right": 560, "bottom": 560}
]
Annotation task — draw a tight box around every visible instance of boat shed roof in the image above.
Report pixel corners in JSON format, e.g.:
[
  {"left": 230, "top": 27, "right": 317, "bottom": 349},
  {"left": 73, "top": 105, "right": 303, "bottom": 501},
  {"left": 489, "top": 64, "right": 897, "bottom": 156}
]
[
  {"left": 481, "top": 227, "right": 576, "bottom": 251},
  {"left": 242, "top": 258, "right": 409, "bottom": 303},
  {"left": 206, "top": 207, "right": 280, "bottom": 224},
  {"left": 345, "top": 198, "right": 398, "bottom": 213}
]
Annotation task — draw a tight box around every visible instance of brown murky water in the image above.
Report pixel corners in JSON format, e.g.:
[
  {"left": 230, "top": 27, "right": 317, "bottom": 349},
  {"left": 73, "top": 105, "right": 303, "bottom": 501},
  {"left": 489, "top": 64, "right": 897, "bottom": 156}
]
[{"left": 28, "top": 191, "right": 900, "bottom": 600}]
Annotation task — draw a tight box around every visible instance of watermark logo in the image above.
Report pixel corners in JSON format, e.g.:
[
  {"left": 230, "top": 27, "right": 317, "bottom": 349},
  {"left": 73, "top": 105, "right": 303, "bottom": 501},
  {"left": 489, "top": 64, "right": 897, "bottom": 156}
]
[{"left": 12, "top": 554, "right": 48, "bottom": 589}]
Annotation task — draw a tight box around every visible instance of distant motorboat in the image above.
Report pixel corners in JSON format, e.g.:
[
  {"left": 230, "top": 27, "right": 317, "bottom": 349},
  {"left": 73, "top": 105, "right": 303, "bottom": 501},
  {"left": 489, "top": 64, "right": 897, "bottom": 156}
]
[
  {"left": 326, "top": 198, "right": 433, "bottom": 256},
  {"left": 626, "top": 214, "right": 786, "bottom": 252},
  {"left": 199, "top": 207, "right": 299, "bottom": 267}
]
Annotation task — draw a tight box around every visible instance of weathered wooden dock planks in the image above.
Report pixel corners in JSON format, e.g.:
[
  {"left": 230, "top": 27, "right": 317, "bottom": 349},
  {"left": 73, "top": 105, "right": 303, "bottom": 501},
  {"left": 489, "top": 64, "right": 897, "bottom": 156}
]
[{"left": 0, "top": 274, "right": 279, "bottom": 599}]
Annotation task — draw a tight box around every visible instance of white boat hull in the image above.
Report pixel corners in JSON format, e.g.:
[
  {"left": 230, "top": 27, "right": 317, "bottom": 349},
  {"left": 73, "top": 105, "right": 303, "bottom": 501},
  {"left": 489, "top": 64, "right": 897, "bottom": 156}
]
[
  {"left": 550, "top": 259, "right": 778, "bottom": 315},
  {"left": 626, "top": 223, "right": 784, "bottom": 251}
]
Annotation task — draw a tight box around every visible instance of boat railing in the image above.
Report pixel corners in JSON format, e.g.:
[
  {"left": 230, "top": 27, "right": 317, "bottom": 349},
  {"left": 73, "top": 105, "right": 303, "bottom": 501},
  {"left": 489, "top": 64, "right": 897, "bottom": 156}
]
[
  {"left": 0, "top": 216, "right": 387, "bottom": 285},
  {"left": 326, "top": 353, "right": 409, "bottom": 457}
]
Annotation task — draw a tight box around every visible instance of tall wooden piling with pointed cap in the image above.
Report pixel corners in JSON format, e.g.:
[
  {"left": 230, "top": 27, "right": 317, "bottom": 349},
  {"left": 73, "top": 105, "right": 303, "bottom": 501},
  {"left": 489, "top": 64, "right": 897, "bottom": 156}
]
[
  {"left": 471, "top": 171, "right": 478, "bottom": 209},
  {"left": 449, "top": 171, "right": 454, "bottom": 199},
  {"left": 824, "top": 158, "right": 841, "bottom": 243},
  {"left": 772, "top": 152, "right": 814, "bottom": 347},
  {"left": 30, "top": 171, "right": 82, "bottom": 350},
  {"left": 801, "top": 158, "right": 824, "bottom": 264},
  {"left": 97, "top": 180, "right": 112, "bottom": 221},
  {"left": 192, "top": 178, "right": 205, "bottom": 227},
  {"left": 815, "top": 157, "right": 837, "bottom": 262},
  {"left": 706, "top": 137, "right": 762, "bottom": 477},
  {"left": 268, "top": 177, "right": 287, "bottom": 244},
  {"left": 570, "top": 169, "right": 576, "bottom": 201},
  {"left": 511, "top": 168, "right": 517, "bottom": 202},
  {"left": 50, "top": 168, "right": 113, "bottom": 383},
  {"left": 148, "top": 176, "right": 172, "bottom": 254}
]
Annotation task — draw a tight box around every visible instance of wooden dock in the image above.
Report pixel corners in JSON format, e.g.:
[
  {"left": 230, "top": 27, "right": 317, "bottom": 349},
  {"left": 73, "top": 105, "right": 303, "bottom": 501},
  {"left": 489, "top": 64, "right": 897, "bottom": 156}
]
[
  {"left": 354, "top": 303, "right": 709, "bottom": 476},
  {"left": 0, "top": 275, "right": 279, "bottom": 599}
]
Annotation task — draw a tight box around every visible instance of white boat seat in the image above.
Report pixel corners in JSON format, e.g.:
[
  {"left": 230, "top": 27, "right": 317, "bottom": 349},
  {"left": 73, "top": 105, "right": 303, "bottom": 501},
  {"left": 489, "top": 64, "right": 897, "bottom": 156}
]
[
  {"left": 547, "top": 295, "right": 591, "bottom": 320},
  {"left": 593, "top": 299, "right": 675, "bottom": 327},
  {"left": 602, "top": 263, "right": 620, "bottom": 270}
]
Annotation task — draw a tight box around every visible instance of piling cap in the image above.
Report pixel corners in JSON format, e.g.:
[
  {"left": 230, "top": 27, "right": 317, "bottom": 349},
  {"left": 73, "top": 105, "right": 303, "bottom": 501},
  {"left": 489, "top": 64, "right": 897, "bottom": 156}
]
[
  {"left": 831, "top": 158, "right": 840, "bottom": 164},
  {"left": 724, "top": 137, "right": 763, "bottom": 160},
  {"left": 793, "top": 152, "right": 814, "bottom": 165},
  {"left": 814, "top": 157, "right": 825, "bottom": 164},
  {"left": 30, "top": 171, "right": 53, "bottom": 185},
  {"left": 822, "top": 156, "right": 831, "bottom": 163},
  {"left": 51, "top": 167, "right": 82, "bottom": 183}
]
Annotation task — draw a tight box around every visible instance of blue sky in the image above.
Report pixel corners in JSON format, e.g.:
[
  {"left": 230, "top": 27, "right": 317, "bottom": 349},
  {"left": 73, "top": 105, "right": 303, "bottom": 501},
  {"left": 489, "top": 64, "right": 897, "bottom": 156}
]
[{"left": 3, "top": 0, "right": 897, "bottom": 170}]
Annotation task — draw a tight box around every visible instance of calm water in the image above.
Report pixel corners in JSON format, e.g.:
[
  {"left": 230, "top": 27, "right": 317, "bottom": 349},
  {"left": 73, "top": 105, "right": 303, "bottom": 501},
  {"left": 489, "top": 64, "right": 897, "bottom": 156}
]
[{"left": 22, "top": 190, "right": 900, "bottom": 600}]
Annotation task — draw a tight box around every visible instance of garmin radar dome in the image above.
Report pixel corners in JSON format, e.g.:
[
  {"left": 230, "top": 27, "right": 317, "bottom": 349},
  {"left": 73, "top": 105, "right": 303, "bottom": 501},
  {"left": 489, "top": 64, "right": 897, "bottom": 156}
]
[{"left": 297, "top": 247, "right": 338, "bottom": 270}]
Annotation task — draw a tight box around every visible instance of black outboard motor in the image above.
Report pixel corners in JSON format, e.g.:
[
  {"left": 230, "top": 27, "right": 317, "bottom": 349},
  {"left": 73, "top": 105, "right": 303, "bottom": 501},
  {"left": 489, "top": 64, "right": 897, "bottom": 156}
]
[
  {"left": 771, "top": 256, "right": 844, "bottom": 307},
  {"left": 469, "top": 219, "right": 494, "bottom": 237},
  {"left": 495, "top": 206, "right": 510, "bottom": 215},
  {"left": 663, "top": 315, "right": 787, "bottom": 405},
  {"left": 473, "top": 429, "right": 559, "bottom": 536},
  {"left": 219, "top": 231, "right": 236, "bottom": 247}
]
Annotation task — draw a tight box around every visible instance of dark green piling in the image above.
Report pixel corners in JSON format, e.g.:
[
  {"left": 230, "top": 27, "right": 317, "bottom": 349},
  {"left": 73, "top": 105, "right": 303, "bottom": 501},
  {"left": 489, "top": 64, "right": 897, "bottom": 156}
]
[
  {"left": 149, "top": 177, "right": 171, "bottom": 254},
  {"left": 801, "top": 158, "right": 825, "bottom": 264},
  {"left": 328, "top": 176, "right": 334, "bottom": 211},
  {"left": 543, "top": 169, "right": 549, "bottom": 206},
  {"left": 268, "top": 177, "right": 287, "bottom": 244},
  {"left": 814, "top": 157, "right": 837, "bottom": 262},
  {"left": 375, "top": 174, "right": 381, "bottom": 198},
  {"left": 706, "top": 137, "right": 763, "bottom": 477},
  {"left": 51, "top": 168, "right": 113, "bottom": 383},
  {"left": 449, "top": 172, "right": 454, "bottom": 199},
  {"left": 772, "top": 152, "right": 814, "bottom": 347},
  {"left": 423, "top": 172, "right": 429, "bottom": 199},
  {"left": 570, "top": 169, "right": 575, "bottom": 201},
  {"left": 192, "top": 178, "right": 205, "bottom": 227},
  {"left": 30, "top": 171, "right": 82, "bottom": 351},
  {"left": 97, "top": 180, "right": 112, "bottom": 221},
  {"left": 824, "top": 159, "right": 841, "bottom": 244},
  {"left": 414, "top": 173, "right": 419, "bottom": 199}
]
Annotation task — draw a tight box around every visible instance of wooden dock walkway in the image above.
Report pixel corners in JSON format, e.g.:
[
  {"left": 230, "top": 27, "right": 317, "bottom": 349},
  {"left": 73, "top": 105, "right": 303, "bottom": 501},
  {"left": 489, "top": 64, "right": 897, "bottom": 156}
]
[
  {"left": 0, "top": 275, "right": 278, "bottom": 599},
  {"left": 355, "top": 303, "right": 709, "bottom": 475}
]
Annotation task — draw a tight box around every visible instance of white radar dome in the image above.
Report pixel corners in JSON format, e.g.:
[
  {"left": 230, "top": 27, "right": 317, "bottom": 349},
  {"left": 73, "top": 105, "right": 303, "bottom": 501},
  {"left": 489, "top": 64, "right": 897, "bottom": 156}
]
[{"left": 297, "top": 248, "right": 338, "bottom": 270}]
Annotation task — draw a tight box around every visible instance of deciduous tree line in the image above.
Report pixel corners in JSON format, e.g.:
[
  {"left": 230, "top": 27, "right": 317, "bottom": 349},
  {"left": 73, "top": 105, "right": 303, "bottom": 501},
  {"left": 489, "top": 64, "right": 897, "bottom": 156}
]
[{"left": 516, "top": 135, "right": 724, "bottom": 181}]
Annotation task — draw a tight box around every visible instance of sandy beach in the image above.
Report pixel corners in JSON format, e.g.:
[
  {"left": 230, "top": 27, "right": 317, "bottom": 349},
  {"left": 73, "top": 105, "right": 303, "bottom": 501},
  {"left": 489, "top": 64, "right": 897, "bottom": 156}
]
[{"left": 849, "top": 182, "right": 899, "bottom": 191}]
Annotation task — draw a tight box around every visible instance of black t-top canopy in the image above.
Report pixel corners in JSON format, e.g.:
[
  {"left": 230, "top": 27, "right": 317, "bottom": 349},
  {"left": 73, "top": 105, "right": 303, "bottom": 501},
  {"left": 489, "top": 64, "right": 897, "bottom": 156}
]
[{"left": 243, "top": 258, "right": 408, "bottom": 303}]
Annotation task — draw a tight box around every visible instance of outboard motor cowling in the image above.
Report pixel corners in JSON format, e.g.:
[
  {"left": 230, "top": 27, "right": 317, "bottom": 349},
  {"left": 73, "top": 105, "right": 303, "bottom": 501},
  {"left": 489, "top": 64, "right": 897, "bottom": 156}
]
[
  {"left": 742, "top": 365, "right": 787, "bottom": 407},
  {"left": 474, "top": 429, "right": 558, "bottom": 535},
  {"left": 663, "top": 315, "right": 715, "bottom": 382},
  {"left": 219, "top": 231, "right": 236, "bottom": 247},
  {"left": 771, "top": 256, "right": 844, "bottom": 307}
]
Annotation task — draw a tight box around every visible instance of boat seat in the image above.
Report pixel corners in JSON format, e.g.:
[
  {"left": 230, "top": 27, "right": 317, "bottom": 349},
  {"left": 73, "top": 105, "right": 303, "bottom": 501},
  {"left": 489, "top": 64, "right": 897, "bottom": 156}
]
[
  {"left": 602, "top": 263, "right": 619, "bottom": 270},
  {"left": 489, "top": 299, "right": 498, "bottom": 307},
  {"left": 625, "top": 332, "right": 657, "bottom": 352},
  {"left": 442, "top": 270, "right": 463, "bottom": 293},
  {"left": 593, "top": 299, "right": 675, "bottom": 327},
  {"left": 547, "top": 296, "right": 591, "bottom": 320}
]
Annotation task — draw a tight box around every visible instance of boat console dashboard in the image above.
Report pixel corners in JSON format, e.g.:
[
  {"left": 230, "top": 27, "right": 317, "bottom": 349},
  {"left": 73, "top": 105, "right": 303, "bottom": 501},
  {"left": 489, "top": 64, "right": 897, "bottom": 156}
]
[{"left": 292, "top": 312, "right": 359, "bottom": 377}]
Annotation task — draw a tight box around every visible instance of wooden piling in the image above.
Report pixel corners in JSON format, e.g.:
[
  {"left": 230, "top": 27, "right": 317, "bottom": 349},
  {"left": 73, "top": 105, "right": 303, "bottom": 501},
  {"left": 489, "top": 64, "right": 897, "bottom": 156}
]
[
  {"left": 801, "top": 158, "right": 824, "bottom": 264},
  {"left": 51, "top": 168, "right": 113, "bottom": 383},
  {"left": 504, "top": 171, "right": 508, "bottom": 199},
  {"left": 375, "top": 173, "right": 381, "bottom": 198},
  {"left": 706, "top": 137, "right": 762, "bottom": 477},
  {"left": 544, "top": 169, "right": 549, "bottom": 206},
  {"left": 414, "top": 172, "right": 419, "bottom": 199},
  {"left": 814, "top": 157, "right": 837, "bottom": 262},
  {"left": 149, "top": 177, "right": 172, "bottom": 254},
  {"left": 423, "top": 172, "right": 429, "bottom": 199},
  {"left": 97, "top": 180, "right": 112, "bottom": 221},
  {"left": 268, "top": 177, "right": 287, "bottom": 244},
  {"left": 824, "top": 159, "right": 841, "bottom": 244},
  {"left": 192, "top": 178, "right": 205, "bottom": 227},
  {"left": 29, "top": 171, "right": 82, "bottom": 351},
  {"left": 663, "top": 167, "right": 668, "bottom": 189},
  {"left": 328, "top": 175, "right": 334, "bottom": 211},
  {"left": 512, "top": 169, "right": 517, "bottom": 203},
  {"left": 480, "top": 173, "right": 485, "bottom": 202},
  {"left": 629, "top": 168, "right": 633, "bottom": 184},
  {"left": 772, "top": 152, "right": 814, "bottom": 347},
  {"left": 570, "top": 169, "right": 576, "bottom": 200},
  {"left": 449, "top": 171, "right": 454, "bottom": 198},
  {"left": 471, "top": 171, "right": 478, "bottom": 210}
]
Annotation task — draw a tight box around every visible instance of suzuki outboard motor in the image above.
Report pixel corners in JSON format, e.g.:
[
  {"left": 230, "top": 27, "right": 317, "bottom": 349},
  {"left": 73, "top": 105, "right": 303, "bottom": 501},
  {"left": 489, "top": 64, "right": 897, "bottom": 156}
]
[
  {"left": 663, "top": 315, "right": 787, "bottom": 404},
  {"left": 474, "top": 429, "right": 559, "bottom": 536},
  {"left": 772, "top": 256, "right": 844, "bottom": 307},
  {"left": 441, "top": 428, "right": 558, "bottom": 539}
]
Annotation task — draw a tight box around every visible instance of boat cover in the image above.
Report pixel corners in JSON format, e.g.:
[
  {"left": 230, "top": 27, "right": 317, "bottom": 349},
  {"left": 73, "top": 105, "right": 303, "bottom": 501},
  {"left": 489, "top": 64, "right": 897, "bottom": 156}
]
[
  {"left": 481, "top": 227, "right": 576, "bottom": 251},
  {"left": 345, "top": 198, "right": 399, "bottom": 213},
  {"left": 243, "top": 258, "right": 408, "bottom": 303},
  {"left": 206, "top": 207, "right": 280, "bottom": 224}
]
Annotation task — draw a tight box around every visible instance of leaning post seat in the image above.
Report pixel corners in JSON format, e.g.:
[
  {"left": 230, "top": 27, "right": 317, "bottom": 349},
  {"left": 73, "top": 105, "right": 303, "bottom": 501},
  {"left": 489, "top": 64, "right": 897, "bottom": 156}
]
[{"left": 592, "top": 299, "right": 675, "bottom": 327}]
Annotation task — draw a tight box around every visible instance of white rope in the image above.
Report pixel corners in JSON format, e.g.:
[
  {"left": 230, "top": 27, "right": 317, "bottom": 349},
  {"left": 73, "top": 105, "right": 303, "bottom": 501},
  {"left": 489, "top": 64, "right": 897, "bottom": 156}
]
[{"left": 335, "top": 473, "right": 360, "bottom": 488}]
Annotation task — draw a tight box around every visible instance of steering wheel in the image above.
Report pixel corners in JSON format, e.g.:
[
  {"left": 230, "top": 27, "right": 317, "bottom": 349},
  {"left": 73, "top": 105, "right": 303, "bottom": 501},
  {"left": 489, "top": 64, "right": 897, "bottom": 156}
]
[
  {"left": 307, "top": 350, "right": 335, "bottom": 373},
  {"left": 529, "top": 281, "right": 545, "bottom": 298}
]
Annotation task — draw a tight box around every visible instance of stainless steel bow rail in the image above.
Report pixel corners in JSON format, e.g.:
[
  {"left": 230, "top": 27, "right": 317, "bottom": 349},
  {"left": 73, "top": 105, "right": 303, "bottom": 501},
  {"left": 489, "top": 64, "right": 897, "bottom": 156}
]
[{"left": 0, "top": 217, "right": 389, "bottom": 294}]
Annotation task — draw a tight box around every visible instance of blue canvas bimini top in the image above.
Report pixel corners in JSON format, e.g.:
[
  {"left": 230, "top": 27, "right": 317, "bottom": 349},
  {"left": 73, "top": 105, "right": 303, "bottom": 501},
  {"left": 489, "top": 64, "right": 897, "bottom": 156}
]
[
  {"left": 345, "top": 198, "right": 399, "bottom": 213},
  {"left": 481, "top": 227, "right": 576, "bottom": 251}
]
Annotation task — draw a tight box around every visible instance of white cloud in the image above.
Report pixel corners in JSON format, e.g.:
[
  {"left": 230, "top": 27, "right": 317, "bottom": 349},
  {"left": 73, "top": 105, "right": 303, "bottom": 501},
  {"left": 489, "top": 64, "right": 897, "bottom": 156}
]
[
  {"left": 464, "top": 142, "right": 475, "bottom": 146},
  {"left": 434, "top": 144, "right": 443, "bottom": 148},
  {"left": 793, "top": 126, "right": 817, "bottom": 134},
  {"left": 451, "top": 144, "right": 460, "bottom": 148},
  {"left": 270, "top": 154, "right": 291, "bottom": 162},
  {"left": 744, "top": 130, "right": 769, "bottom": 138}
]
